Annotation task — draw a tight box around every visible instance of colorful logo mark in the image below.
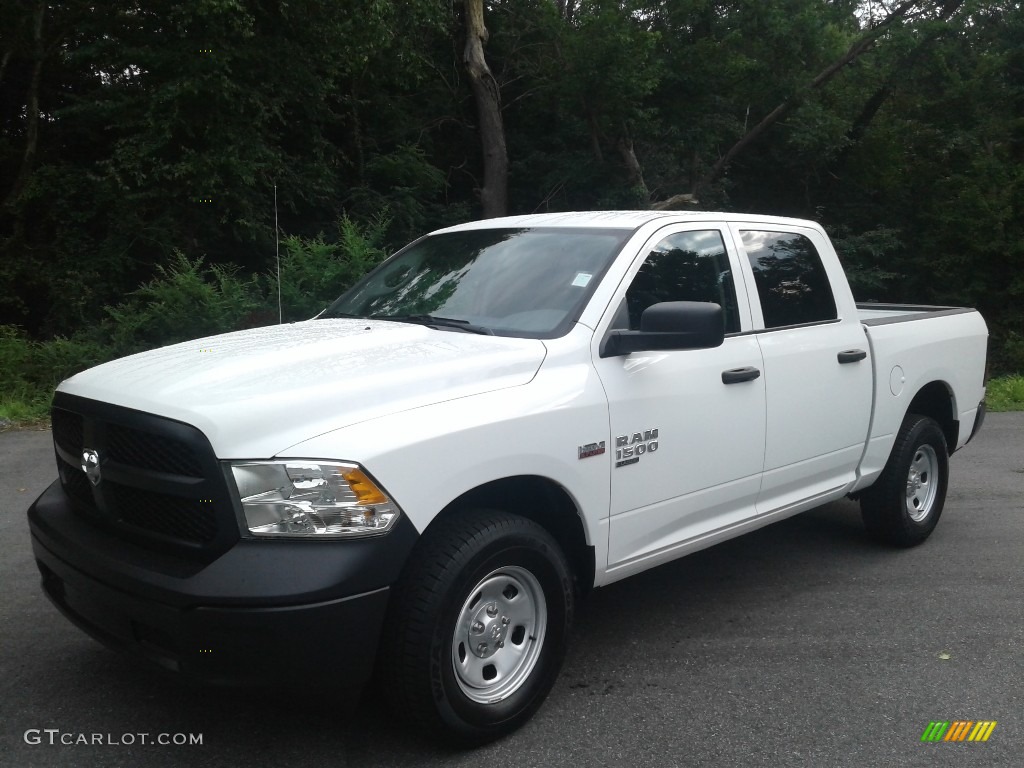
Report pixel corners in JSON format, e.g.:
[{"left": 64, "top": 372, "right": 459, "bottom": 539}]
[{"left": 921, "top": 721, "right": 997, "bottom": 742}]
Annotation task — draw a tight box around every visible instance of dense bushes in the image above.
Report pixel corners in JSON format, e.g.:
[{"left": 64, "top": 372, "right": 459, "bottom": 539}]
[
  {"left": 0, "top": 217, "right": 388, "bottom": 423},
  {"left": 99, "top": 254, "right": 263, "bottom": 357},
  {"left": 0, "top": 327, "right": 107, "bottom": 423},
  {"left": 2, "top": 205, "right": 1022, "bottom": 425},
  {"left": 3, "top": 2, "right": 1022, "bottom": 401},
  {"left": 273, "top": 213, "right": 391, "bottom": 323}
]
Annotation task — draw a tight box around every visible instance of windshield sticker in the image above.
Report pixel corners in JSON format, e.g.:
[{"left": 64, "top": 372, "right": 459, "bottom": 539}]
[{"left": 572, "top": 272, "right": 593, "bottom": 287}]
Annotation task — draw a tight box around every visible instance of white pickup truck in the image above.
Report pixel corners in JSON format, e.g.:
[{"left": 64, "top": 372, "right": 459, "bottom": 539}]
[{"left": 29, "top": 211, "right": 987, "bottom": 742}]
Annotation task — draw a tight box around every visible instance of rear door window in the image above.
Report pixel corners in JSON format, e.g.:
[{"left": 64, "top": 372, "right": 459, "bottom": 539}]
[{"left": 739, "top": 231, "right": 837, "bottom": 328}]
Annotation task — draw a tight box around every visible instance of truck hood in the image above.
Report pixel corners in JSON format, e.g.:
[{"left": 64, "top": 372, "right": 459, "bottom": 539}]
[{"left": 59, "top": 319, "right": 547, "bottom": 458}]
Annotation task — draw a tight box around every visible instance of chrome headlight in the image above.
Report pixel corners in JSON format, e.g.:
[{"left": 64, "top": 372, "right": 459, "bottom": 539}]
[{"left": 229, "top": 461, "right": 401, "bottom": 537}]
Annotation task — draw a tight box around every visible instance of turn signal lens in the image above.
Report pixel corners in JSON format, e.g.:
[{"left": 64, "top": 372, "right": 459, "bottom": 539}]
[{"left": 342, "top": 468, "right": 389, "bottom": 505}]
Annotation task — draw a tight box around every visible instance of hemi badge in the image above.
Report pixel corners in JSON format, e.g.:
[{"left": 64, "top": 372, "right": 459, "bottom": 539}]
[{"left": 578, "top": 441, "right": 606, "bottom": 460}]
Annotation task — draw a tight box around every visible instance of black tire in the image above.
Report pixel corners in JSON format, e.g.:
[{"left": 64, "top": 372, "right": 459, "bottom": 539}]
[
  {"left": 379, "top": 510, "right": 574, "bottom": 744},
  {"left": 860, "top": 413, "right": 949, "bottom": 547}
]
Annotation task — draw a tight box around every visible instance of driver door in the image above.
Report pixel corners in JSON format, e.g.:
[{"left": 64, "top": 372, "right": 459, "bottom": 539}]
[{"left": 593, "top": 225, "right": 767, "bottom": 578}]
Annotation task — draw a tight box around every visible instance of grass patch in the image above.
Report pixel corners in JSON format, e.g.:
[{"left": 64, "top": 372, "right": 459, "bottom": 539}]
[
  {"left": 0, "top": 327, "right": 105, "bottom": 431},
  {"left": 0, "top": 389, "right": 52, "bottom": 430},
  {"left": 986, "top": 375, "right": 1024, "bottom": 412}
]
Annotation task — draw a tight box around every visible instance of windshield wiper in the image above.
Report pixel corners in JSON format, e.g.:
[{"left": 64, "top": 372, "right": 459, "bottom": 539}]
[{"left": 370, "top": 314, "right": 494, "bottom": 335}]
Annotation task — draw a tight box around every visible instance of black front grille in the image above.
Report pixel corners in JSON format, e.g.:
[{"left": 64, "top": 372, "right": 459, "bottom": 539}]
[
  {"left": 52, "top": 408, "right": 84, "bottom": 456},
  {"left": 57, "top": 455, "right": 94, "bottom": 507},
  {"left": 107, "top": 484, "right": 218, "bottom": 543},
  {"left": 51, "top": 393, "right": 238, "bottom": 559},
  {"left": 107, "top": 423, "right": 204, "bottom": 478}
]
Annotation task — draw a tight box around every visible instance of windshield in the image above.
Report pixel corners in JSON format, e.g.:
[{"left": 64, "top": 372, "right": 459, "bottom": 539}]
[{"left": 320, "top": 227, "right": 632, "bottom": 338}]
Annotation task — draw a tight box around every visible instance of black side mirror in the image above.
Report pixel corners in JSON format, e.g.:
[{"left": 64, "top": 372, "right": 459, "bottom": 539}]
[{"left": 600, "top": 301, "right": 725, "bottom": 357}]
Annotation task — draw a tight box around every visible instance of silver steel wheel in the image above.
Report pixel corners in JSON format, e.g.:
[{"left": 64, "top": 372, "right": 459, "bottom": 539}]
[
  {"left": 451, "top": 565, "right": 547, "bottom": 704},
  {"left": 905, "top": 444, "right": 939, "bottom": 522}
]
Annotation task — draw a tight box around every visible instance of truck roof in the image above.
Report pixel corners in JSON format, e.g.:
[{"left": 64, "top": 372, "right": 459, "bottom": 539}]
[{"left": 433, "top": 210, "right": 821, "bottom": 233}]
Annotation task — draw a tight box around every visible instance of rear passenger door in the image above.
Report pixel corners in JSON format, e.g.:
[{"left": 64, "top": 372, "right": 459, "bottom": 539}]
[{"left": 731, "top": 225, "right": 872, "bottom": 514}]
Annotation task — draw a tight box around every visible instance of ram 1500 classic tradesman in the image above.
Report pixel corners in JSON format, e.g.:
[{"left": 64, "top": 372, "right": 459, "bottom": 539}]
[{"left": 28, "top": 211, "right": 988, "bottom": 742}]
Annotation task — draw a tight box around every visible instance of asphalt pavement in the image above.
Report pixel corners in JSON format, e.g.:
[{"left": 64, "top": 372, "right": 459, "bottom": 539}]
[{"left": 1, "top": 416, "right": 1021, "bottom": 767}]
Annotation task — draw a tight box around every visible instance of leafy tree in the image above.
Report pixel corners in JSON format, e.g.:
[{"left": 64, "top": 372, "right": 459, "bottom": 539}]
[
  {"left": 0, "top": 0, "right": 450, "bottom": 333},
  {"left": 0, "top": 0, "right": 1021, "bottom": 371}
]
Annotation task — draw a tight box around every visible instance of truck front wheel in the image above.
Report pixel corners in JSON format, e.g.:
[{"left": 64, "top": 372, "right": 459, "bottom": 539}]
[
  {"left": 380, "top": 510, "right": 574, "bottom": 743},
  {"left": 860, "top": 413, "right": 949, "bottom": 547}
]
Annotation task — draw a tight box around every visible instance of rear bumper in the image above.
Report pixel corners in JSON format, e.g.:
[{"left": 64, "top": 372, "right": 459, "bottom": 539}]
[{"left": 28, "top": 480, "right": 418, "bottom": 689}]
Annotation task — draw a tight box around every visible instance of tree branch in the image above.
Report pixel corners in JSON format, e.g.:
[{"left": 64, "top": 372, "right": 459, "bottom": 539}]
[
  {"left": 693, "top": 0, "right": 929, "bottom": 196},
  {"left": 651, "top": 193, "right": 699, "bottom": 210},
  {"left": 3, "top": 1, "right": 46, "bottom": 210}
]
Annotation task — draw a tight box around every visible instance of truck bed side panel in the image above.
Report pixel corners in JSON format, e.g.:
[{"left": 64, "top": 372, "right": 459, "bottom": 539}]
[{"left": 854, "top": 310, "right": 987, "bottom": 491}]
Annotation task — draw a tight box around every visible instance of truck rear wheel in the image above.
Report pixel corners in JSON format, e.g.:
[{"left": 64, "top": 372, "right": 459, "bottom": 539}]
[
  {"left": 380, "top": 510, "right": 574, "bottom": 744},
  {"left": 860, "top": 413, "right": 949, "bottom": 547}
]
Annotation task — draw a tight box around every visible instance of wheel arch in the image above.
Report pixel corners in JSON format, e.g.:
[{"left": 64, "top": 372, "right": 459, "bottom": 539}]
[
  {"left": 426, "top": 475, "right": 595, "bottom": 594},
  {"left": 906, "top": 380, "right": 957, "bottom": 451}
]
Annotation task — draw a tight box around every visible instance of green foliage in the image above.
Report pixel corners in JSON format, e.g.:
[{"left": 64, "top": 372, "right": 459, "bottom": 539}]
[
  {"left": 0, "top": 214, "right": 395, "bottom": 424},
  {"left": 272, "top": 214, "right": 391, "bottom": 321},
  {"left": 992, "top": 332, "right": 1024, "bottom": 376},
  {"left": 986, "top": 376, "right": 1024, "bottom": 412},
  {"left": 829, "top": 226, "right": 903, "bottom": 299},
  {"left": 345, "top": 147, "right": 449, "bottom": 242},
  {"left": 98, "top": 252, "right": 262, "bottom": 356},
  {"left": 0, "top": 326, "right": 106, "bottom": 393},
  {"left": 1, "top": 0, "right": 1022, "bottom": 375},
  {"left": 0, "top": 397, "right": 50, "bottom": 427},
  {"left": 73, "top": 213, "right": 393, "bottom": 358},
  {"left": 0, "top": 326, "right": 107, "bottom": 424},
  {"left": 823, "top": 1, "right": 1024, "bottom": 373},
  {"left": 0, "top": 0, "right": 451, "bottom": 334}
]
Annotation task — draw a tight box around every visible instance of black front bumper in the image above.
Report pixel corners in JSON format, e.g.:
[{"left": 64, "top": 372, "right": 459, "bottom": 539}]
[{"left": 29, "top": 480, "right": 418, "bottom": 689}]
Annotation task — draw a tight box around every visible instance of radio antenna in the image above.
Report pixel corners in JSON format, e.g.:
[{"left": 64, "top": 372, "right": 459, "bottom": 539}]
[{"left": 274, "top": 184, "right": 282, "bottom": 324}]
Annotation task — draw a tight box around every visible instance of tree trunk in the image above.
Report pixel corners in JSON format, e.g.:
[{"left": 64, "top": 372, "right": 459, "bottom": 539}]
[
  {"left": 462, "top": 0, "right": 508, "bottom": 219},
  {"left": 556, "top": 1, "right": 578, "bottom": 23},
  {"left": 350, "top": 81, "right": 365, "bottom": 185},
  {"left": 4, "top": 2, "right": 45, "bottom": 210},
  {"left": 585, "top": 106, "right": 603, "bottom": 162},
  {"left": 692, "top": 0, "right": 931, "bottom": 197},
  {"left": 615, "top": 129, "right": 648, "bottom": 199},
  {"left": 0, "top": 50, "right": 11, "bottom": 87}
]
